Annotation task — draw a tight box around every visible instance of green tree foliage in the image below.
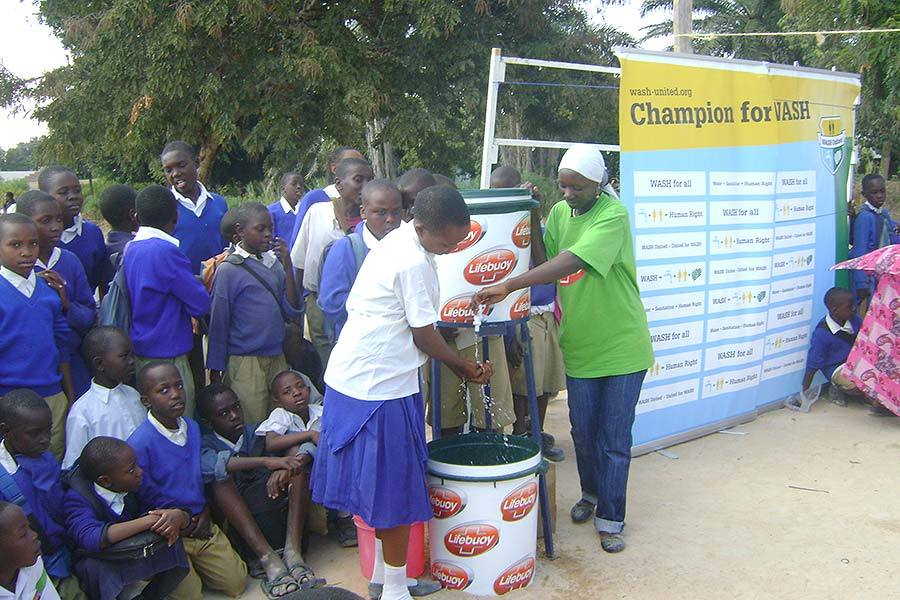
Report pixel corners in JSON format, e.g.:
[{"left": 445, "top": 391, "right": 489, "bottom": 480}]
[
  {"left": 0, "top": 138, "right": 40, "bottom": 170},
  {"left": 30, "top": 0, "right": 629, "bottom": 186}
]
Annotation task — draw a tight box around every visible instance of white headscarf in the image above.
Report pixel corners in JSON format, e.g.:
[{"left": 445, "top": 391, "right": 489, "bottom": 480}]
[{"left": 558, "top": 144, "right": 619, "bottom": 199}]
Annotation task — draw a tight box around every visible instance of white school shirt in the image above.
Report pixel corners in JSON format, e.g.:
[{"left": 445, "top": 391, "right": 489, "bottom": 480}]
[
  {"left": 34, "top": 247, "right": 62, "bottom": 271},
  {"left": 132, "top": 226, "right": 180, "bottom": 247},
  {"left": 171, "top": 182, "right": 213, "bottom": 218},
  {"left": 0, "top": 441, "right": 18, "bottom": 474},
  {"left": 0, "top": 267, "right": 36, "bottom": 298},
  {"left": 62, "top": 380, "right": 148, "bottom": 469},
  {"left": 290, "top": 200, "right": 345, "bottom": 292},
  {"left": 255, "top": 405, "right": 323, "bottom": 436},
  {"left": 147, "top": 413, "right": 188, "bottom": 446},
  {"left": 93, "top": 483, "right": 127, "bottom": 516},
  {"left": 59, "top": 213, "right": 83, "bottom": 245},
  {"left": 325, "top": 223, "right": 439, "bottom": 400},
  {"left": 0, "top": 557, "right": 61, "bottom": 600},
  {"left": 278, "top": 197, "right": 299, "bottom": 216},
  {"left": 825, "top": 314, "right": 855, "bottom": 335},
  {"left": 233, "top": 244, "right": 277, "bottom": 269}
]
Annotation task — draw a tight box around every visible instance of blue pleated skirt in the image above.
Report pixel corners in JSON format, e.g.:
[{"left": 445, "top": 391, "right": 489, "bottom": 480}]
[{"left": 311, "top": 386, "right": 433, "bottom": 529}]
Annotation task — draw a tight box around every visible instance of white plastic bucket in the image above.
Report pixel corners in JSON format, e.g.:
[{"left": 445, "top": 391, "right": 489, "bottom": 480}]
[
  {"left": 427, "top": 433, "right": 546, "bottom": 596},
  {"left": 435, "top": 188, "right": 538, "bottom": 326}
]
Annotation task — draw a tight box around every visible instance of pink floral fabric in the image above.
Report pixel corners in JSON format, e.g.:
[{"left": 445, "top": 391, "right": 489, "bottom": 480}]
[{"left": 844, "top": 274, "right": 900, "bottom": 415}]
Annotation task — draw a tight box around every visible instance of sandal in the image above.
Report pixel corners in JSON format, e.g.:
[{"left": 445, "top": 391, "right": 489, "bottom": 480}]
[
  {"left": 570, "top": 499, "right": 595, "bottom": 524},
  {"left": 261, "top": 573, "right": 300, "bottom": 598},
  {"left": 286, "top": 562, "right": 326, "bottom": 589},
  {"left": 335, "top": 515, "right": 358, "bottom": 547}
]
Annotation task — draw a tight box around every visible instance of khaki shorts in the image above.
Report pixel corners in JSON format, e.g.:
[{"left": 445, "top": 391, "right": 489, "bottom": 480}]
[
  {"left": 169, "top": 523, "right": 248, "bottom": 600},
  {"left": 225, "top": 354, "right": 288, "bottom": 425},
  {"left": 425, "top": 335, "right": 515, "bottom": 430},
  {"left": 511, "top": 312, "right": 566, "bottom": 397},
  {"left": 44, "top": 391, "right": 69, "bottom": 462},
  {"left": 831, "top": 363, "right": 864, "bottom": 396}
]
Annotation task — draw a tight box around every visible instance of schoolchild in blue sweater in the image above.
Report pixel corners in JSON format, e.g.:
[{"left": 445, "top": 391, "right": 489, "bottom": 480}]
[
  {"left": 802, "top": 287, "right": 864, "bottom": 404},
  {"left": 849, "top": 174, "right": 900, "bottom": 308},
  {"left": 128, "top": 362, "right": 247, "bottom": 600},
  {"left": 318, "top": 180, "right": 403, "bottom": 340},
  {"left": 38, "top": 166, "right": 108, "bottom": 294},
  {"left": 17, "top": 192, "right": 97, "bottom": 399},
  {"left": 97, "top": 184, "right": 138, "bottom": 274},
  {"left": 198, "top": 383, "right": 322, "bottom": 595},
  {"left": 0, "top": 214, "right": 73, "bottom": 460},
  {"left": 124, "top": 185, "right": 211, "bottom": 418},
  {"left": 268, "top": 172, "right": 306, "bottom": 243},
  {"left": 64, "top": 437, "right": 189, "bottom": 600},
  {"left": 160, "top": 141, "right": 229, "bottom": 275},
  {"left": 208, "top": 203, "right": 302, "bottom": 424},
  {"left": 0, "top": 390, "right": 85, "bottom": 600}
]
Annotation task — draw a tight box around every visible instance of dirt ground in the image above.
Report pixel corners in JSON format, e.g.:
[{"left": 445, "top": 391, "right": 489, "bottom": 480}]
[{"left": 212, "top": 393, "right": 899, "bottom": 600}]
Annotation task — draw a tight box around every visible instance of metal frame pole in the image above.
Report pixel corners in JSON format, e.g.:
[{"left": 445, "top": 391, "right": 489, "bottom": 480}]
[
  {"left": 520, "top": 319, "right": 556, "bottom": 559},
  {"left": 430, "top": 353, "right": 442, "bottom": 440},
  {"left": 480, "top": 335, "right": 493, "bottom": 432},
  {"left": 480, "top": 48, "right": 505, "bottom": 188}
]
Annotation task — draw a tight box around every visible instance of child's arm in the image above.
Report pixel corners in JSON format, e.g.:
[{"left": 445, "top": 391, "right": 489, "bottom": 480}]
[
  {"left": 801, "top": 369, "right": 816, "bottom": 391},
  {"left": 274, "top": 238, "right": 300, "bottom": 310},
  {"left": 412, "top": 325, "right": 492, "bottom": 384},
  {"left": 205, "top": 267, "right": 231, "bottom": 377},
  {"left": 147, "top": 508, "right": 191, "bottom": 545},
  {"left": 264, "top": 430, "right": 318, "bottom": 454},
  {"left": 60, "top": 362, "right": 75, "bottom": 403},
  {"left": 165, "top": 247, "right": 211, "bottom": 317},
  {"left": 225, "top": 454, "right": 305, "bottom": 474},
  {"left": 104, "top": 514, "right": 160, "bottom": 546}
]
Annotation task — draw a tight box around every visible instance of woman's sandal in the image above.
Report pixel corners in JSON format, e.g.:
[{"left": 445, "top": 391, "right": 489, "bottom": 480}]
[
  {"left": 335, "top": 516, "right": 358, "bottom": 547},
  {"left": 287, "top": 562, "right": 327, "bottom": 589},
  {"left": 261, "top": 573, "right": 300, "bottom": 598}
]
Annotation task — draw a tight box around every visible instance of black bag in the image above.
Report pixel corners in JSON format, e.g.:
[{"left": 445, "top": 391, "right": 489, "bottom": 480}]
[{"left": 67, "top": 465, "right": 170, "bottom": 561}]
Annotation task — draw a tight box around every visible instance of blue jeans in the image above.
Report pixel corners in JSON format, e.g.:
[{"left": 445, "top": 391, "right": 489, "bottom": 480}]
[{"left": 566, "top": 370, "right": 647, "bottom": 534}]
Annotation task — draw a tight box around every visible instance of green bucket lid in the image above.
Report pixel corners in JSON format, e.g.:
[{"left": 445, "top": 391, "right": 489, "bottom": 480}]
[{"left": 460, "top": 188, "right": 539, "bottom": 215}]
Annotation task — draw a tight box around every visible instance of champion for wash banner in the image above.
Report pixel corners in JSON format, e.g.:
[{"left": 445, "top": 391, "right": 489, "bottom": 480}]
[{"left": 615, "top": 49, "right": 861, "bottom": 449}]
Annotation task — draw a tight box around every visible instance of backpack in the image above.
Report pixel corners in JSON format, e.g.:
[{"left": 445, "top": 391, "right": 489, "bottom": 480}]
[
  {"left": 317, "top": 232, "right": 366, "bottom": 291},
  {"left": 98, "top": 260, "right": 131, "bottom": 333}
]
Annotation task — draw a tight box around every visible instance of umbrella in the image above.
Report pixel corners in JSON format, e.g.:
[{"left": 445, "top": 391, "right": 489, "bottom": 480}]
[{"left": 831, "top": 244, "right": 900, "bottom": 276}]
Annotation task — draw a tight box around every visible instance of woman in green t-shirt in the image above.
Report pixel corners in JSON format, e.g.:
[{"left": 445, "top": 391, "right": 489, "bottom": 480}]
[{"left": 474, "top": 144, "right": 653, "bottom": 553}]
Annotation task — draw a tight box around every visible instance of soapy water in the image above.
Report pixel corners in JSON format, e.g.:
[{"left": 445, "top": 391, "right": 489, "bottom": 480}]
[{"left": 430, "top": 433, "right": 538, "bottom": 466}]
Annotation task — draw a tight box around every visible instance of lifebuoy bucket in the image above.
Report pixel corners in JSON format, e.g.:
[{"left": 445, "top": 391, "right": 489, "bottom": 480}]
[
  {"left": 435, "top": 188, "right": 539, "bottom": 326},
  {"left": 427, "top": 433, "right": 547, "bottom": 595}
]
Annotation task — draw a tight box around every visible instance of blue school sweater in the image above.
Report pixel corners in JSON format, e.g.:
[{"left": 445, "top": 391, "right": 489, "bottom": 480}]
[
  {"left": 124, "top": 238, "right": 211, "bottom": 358},
  {"left": 63, "top": 469, "right": 144, "bottom": 552},
  {"left": 128, "top": 417, "right": 206, "bottom": 516},
  {"left": 267, "top": 201, "right": 298, "bottom": 243},
  {"left": 59, "top": 217, "right": 109, "bottom": 292},
  {"left": 0, "top": 277, "right": 70, "bottom": 396},
  {"left": 206, "top": 257, "right": 301, "bottom": 371},
  {"left": 318, "top": 226, "right": 369, "bottom": 341},
  {"left": 289, "top": 188, "right": 330, "bottom": 248},
  {"left": 0, "top": 450, "right": 72, "bottom": 577},
  {"left": 849, "top": 205, "right": 899, "bottom": 292},
  {"left": 174, "top": 194, "right": 229, "bottom": 274},
  {"left": 199, "top": 423, "right": 261, "bottom": 483},
  {"left": 35, "top": 250, "right": 97, "bottom": 397},
  {"left": 806, "top": 315, "right": 863, "bottom": 379}
]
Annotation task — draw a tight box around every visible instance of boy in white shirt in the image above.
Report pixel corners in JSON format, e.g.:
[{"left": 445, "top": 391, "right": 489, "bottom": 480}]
[
  {"left": 62, "top": 327, "right": 146, "bottom": 470},
  {"left": 0, "top": 501, "right": 61, "bottom": 600},
  {"left": 290, "top": 158, "right": 373, "bottom": 366},
  {"left": 312, "top": 186, "right": 493, "bottom": 600}
]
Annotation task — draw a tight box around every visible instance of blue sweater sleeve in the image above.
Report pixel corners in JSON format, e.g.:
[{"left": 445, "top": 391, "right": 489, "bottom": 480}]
[
  {"left": 61, "top": 254, "right": 97, "bottom": 336},
  {"left": 277, "top": 263, "right": 303, "bottom": 324},
  {"left": 206, "top": 266, "right": 233, "bottom": 371},
  {"left": 51, "top": 286, "right": 72, "bottom": 363},
  {"left": 317, "top": 237, "right": 355, "bottom": 341},
  {"left": 805, "top": 327, "right": 829, "bottom": 373},
  {"left": 63, "top": 488, "right": 107, "bottom": 552},
  {"left": 165, "top": 246, "right": 211, "bottom": 318}
]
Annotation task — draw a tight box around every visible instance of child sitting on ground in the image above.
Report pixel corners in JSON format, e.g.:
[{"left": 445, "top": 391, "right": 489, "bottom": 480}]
[
  {"left": 128, "top": 362, "right": 247, "bottom": 600},
  {"left": 198, "top": 382, "right": 324, "bottom": 596},
  {"left": 799, "top": 287, "right": 864, "bottom": 407},
  {"left": 0, "top": 501, "right": 62, "bottom": 599},
  {"left": 97, "top": 184, "right": 139, "bottom": 273},
  {"left": 16, "top": 191, "right": 97, "bottom": 400},
  {"left": 62, "top": 326, "right": 146, "bottom": 470},
  {"left": 257, "top": 370, "right": 323, "bottom": 460},
  {"left": 269, "top": 172, "right": 306, "bottom": 243},
  {"left": 207, "top": 203, "right": 302, "bottom": 424},
  {"left": 0, "top": 213, "right": 74, "bottom": 460},
  {"left": 0, "top": 390, "right": 84, "bottom": 600},
  {"left": 124, "top": 185, "right": 211, "bottom": 418},
  {"left": 38, "top": 166, "right": 108, "bottom": 294},
  {"left": 64, "top": 437, "right": 189, "bottom": 600}
]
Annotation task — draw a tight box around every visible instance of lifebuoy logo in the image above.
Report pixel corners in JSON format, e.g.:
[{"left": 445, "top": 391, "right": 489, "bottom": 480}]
[
  {"left": 508, "top": 290, "right": 530, "bottom": 320},
  {"left": 440, "top": 294, "right": 493, "bottom": 324},
  {"left": 444, "top": 522, "right": 500, "bottom": 557},
  {"left": 511, "top": 215, "right": 531, "bottom": 248},
  {"left": 559, "top": 268, "right": 586, "bottom": 287},
  {"left": 431, "top": 561, "right": 473, "bottom": 591},
  {"left": 493, "top": 556, "right": 535, "bottom": 595},
  {"left": 450, "top": 220, "right": 486, "bottom": 253},
  {"left": 429, "top": 485, "right": 466, "bottom": 519},
  {"left": 464, "top": 248, "right": 517, "bottom": 285},
  {"left": 500, "top": 480, "right": 538, "bottom": 522}
]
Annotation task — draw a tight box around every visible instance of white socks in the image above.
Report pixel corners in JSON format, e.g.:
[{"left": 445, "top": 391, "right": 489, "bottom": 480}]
[
  {"left": 382, "top": 564, "right": 413, "bottom": 600},
  {"left": 371, "top": 538, "right": 385, "bottom": 584}
]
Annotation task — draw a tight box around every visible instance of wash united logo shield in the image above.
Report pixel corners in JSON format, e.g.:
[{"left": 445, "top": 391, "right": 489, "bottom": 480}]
[{"left": 818, "top": 116, "right": 845, "bottom": 174}]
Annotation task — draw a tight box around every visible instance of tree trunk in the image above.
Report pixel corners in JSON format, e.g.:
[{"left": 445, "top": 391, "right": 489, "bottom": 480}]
[
  {"left": 366, "top": 118, "right": 397, "bottom": 179},
  {"left": 880, "top": 141, "right": 892, "bottom": 179},
  {"left": 198, "top": 139, "right": 222, "bottom": 185}
]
